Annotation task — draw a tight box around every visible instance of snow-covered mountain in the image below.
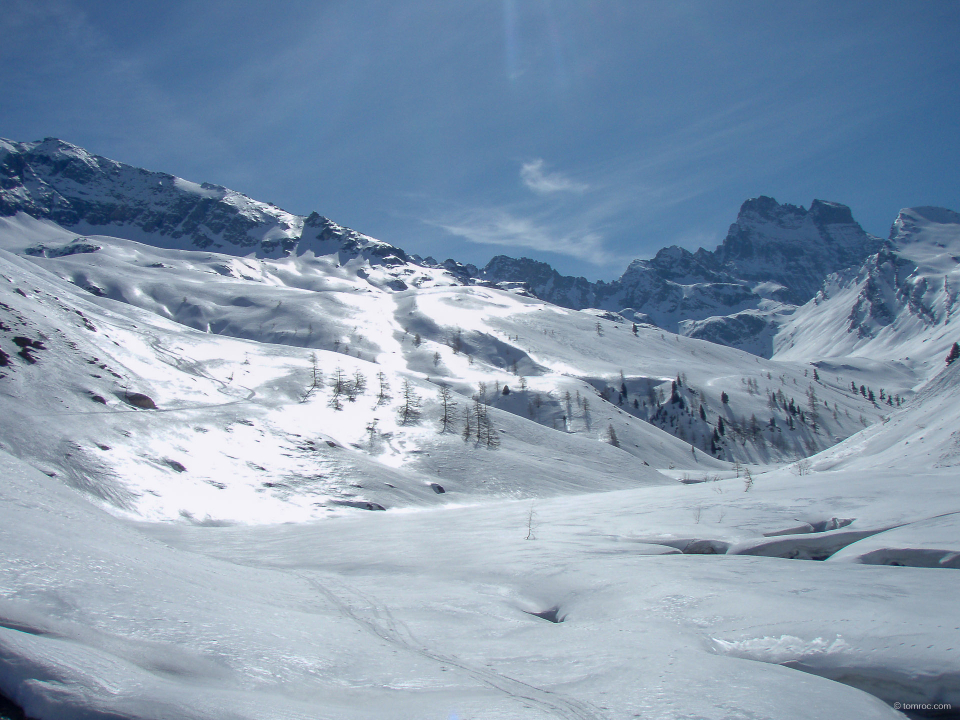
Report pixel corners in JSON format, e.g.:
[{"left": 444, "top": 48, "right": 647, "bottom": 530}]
[
  {"left": 475, "top": 196, "right": 884, "bottom": 355},
  {"left": 0, "top": 138, "right": 958, "bottom": 720},
  {"left": 775, "top": 206, "right": 960, "bottom": 373},
  {"left": 0, "top": 138, "right": 885, "bottom": 354},
  {"left": 0, "top": 137, "right": 427, "bottom": 278}
]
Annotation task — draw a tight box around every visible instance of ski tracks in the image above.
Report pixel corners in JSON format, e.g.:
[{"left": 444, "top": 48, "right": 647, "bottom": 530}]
[{"left": 297, "top": 572, "right": 604, "bottom": 720}]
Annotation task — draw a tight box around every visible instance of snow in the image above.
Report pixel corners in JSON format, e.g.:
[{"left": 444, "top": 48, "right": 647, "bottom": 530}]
[
  {"left": 0, "top": 185, "right": 957, "bottom": 716},
  {"left": 172, "top": 177, "right": 223, "bottom": 199},
  {"left": 775, "top": 206, "right": 960, "bottom": 379},
  {"left": 1, "top": 449, "right": 940, "bottom": 719}
]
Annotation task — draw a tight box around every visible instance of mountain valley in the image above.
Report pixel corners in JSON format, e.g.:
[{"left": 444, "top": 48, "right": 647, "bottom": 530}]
[{"left": 0, "top": 138, "right": 958, "bottom": 720}]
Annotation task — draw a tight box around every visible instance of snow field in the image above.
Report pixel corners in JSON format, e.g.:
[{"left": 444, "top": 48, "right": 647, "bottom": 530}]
[{"left": 0, "top": 212, "right": 957, "bottom": 717}]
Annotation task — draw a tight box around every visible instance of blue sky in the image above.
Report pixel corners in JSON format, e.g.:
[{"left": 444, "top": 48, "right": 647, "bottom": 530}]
[{"left": 2, "top": 1, "right": 958, "bottom": 279}]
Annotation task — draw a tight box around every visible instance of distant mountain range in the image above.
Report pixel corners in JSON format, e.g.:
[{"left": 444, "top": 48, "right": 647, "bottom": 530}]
[{"left": 2, "top": 137, "right": 957, "bottom": 362}]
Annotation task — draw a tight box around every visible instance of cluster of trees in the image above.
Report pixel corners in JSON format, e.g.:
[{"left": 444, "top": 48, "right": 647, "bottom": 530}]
[
  {"left": 647, "top": 376, "right": 725, "bottom": 455},
  {"left": 641, "top": 369, "right": 850, "bottom": 459},
  {"left": 299, "top": 354, "right": 421, "bottom": 425},
  {"left": 766, "top": 388, "right": 815, "bottom": 428},
  {"left": 562, "top": 389, "right": 591, "bottom": 430},
  {"left": 455, "top": 382, "right": 500, "bottom": 447},
  {"left": 741, "top": 377, "right": 761, "bottom": 395},
  {"left": 850, "top": 381, "right": 900, "bottom": 406},
  {"left": 300, "top": 355, "right": 373, "bottom": 409},
  {"left": 327, "top": 366, "right": 371, "bottom": 409}
]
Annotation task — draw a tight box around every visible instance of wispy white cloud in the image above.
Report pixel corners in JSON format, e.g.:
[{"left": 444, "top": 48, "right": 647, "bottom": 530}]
[
  {"left": 520, "top": 159, "right": 588, "bottom": 194},
  {"left": 425, "top": 204, "right": 624, "bottom": 267}
]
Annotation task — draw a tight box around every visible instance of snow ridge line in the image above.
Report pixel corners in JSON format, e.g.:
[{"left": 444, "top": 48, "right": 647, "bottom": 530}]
[{"left": 297, "top": 572, "right": 604, "bottom": 720}]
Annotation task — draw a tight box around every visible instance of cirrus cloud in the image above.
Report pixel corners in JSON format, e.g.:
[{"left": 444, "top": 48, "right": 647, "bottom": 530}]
[
  {"left": 426, "top": 205, "right": 619, "bottom": 266},
  {"left": 520, "top": 158, "right": 588, "bottom": 194}
]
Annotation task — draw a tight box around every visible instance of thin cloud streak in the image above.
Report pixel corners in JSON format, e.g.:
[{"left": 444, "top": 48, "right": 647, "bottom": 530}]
[
  {"left": 520, "top": 158, "right": 588, "bottom": 194},
  {"left": 426, "top": 206, "right": 624, "bottom": 267},
  {"left": 422, "top": 89, "right": 884, "bottom": 277}
]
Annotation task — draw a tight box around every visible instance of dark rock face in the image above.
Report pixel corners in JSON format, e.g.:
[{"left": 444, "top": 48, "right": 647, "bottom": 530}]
[
  {"left": 844, "top": 242, "right": 942, "bottom": 340},
  {"left": 479, "top": 255, "right": 604, "bottom": 309},
  {"left": 24, "top": 240, "right": 101, "bottom": 258}
]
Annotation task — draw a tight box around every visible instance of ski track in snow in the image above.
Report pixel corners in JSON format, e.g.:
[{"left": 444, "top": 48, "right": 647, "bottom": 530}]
[{"left": 298, "top": 572, "right": 604, "bottom": 720}]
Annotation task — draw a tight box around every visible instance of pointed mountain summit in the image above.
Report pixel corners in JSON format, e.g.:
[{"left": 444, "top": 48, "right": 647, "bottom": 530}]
[{"left": 479, "top": 197, "right": 884, "bottom": 353}]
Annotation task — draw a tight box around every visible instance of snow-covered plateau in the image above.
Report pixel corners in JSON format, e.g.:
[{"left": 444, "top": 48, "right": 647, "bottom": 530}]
[{"left": 0, "top": 139, "right": 958, "bottom": 719}]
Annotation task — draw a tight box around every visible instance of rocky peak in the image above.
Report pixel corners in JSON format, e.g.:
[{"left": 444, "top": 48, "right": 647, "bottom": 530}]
[
  {"left": 300, "top": 212, "right": 410, "bottom": 266},
  {"left": 736, "top": 195, "right": 807, "bottom": 225},
  {"left": 713, "top": 196, "right": 882, "bottom": 304},
  {"left": 633, "top": 245, "right": 727, "bottom": 284},
  {"left": 479, "top": 255, "right": 601, "bottom": 308},
  {"left": 890, "top": 206, "right": 960, "bottom": 245},
  {"left": 808, "top": 199, "right": 856, "bottom": 227}
]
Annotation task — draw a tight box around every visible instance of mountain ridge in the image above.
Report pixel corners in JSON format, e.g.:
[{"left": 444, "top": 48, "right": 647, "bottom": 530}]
[{"left": 2, "top": 137, "right": 955, "bottom": 361}]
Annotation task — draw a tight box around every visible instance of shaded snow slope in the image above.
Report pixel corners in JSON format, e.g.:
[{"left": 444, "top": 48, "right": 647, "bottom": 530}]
[{"left": 810, "top": 355, "right": 960, "bottom": 473}]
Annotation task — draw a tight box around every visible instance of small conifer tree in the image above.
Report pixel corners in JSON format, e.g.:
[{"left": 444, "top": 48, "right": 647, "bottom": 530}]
[
  {"left": 606, "top": 424, "right": 620, "bottom": 447},
  {"left": 947, "top": 342, "right": 960, "bottom": 365}
]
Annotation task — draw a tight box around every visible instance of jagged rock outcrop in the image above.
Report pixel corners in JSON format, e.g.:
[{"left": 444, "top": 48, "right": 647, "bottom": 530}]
[
  {"left": 299, "top": 212, "right": 412, "bottom": 267},
  {"left": 479, "top": 255, "right": 605, "bottom": 308}
]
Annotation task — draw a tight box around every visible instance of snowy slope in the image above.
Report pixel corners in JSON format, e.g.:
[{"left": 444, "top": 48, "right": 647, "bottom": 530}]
[
  {"left": 0, "top": 231, "right": 688, "bottom": 524},
  {"left": 811, "top": 352, "right": 960, "bottom": 473},
  {"left": 775, "top": 207, "right": 960, "bottom": 378},
  {"left": 3, "top": 447, "right": 950, "bottom": 720},
  {"left": 0, "top": 214, "right": 891, "bottom": 479}
]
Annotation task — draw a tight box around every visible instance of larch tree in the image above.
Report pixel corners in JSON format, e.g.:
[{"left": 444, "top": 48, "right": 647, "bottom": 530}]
[
  {"left": 397, "top": 379, "right": 422, "bottom": 425},
  {"left": 438, "top": 385, "right": 457, "bottom": 433}
]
